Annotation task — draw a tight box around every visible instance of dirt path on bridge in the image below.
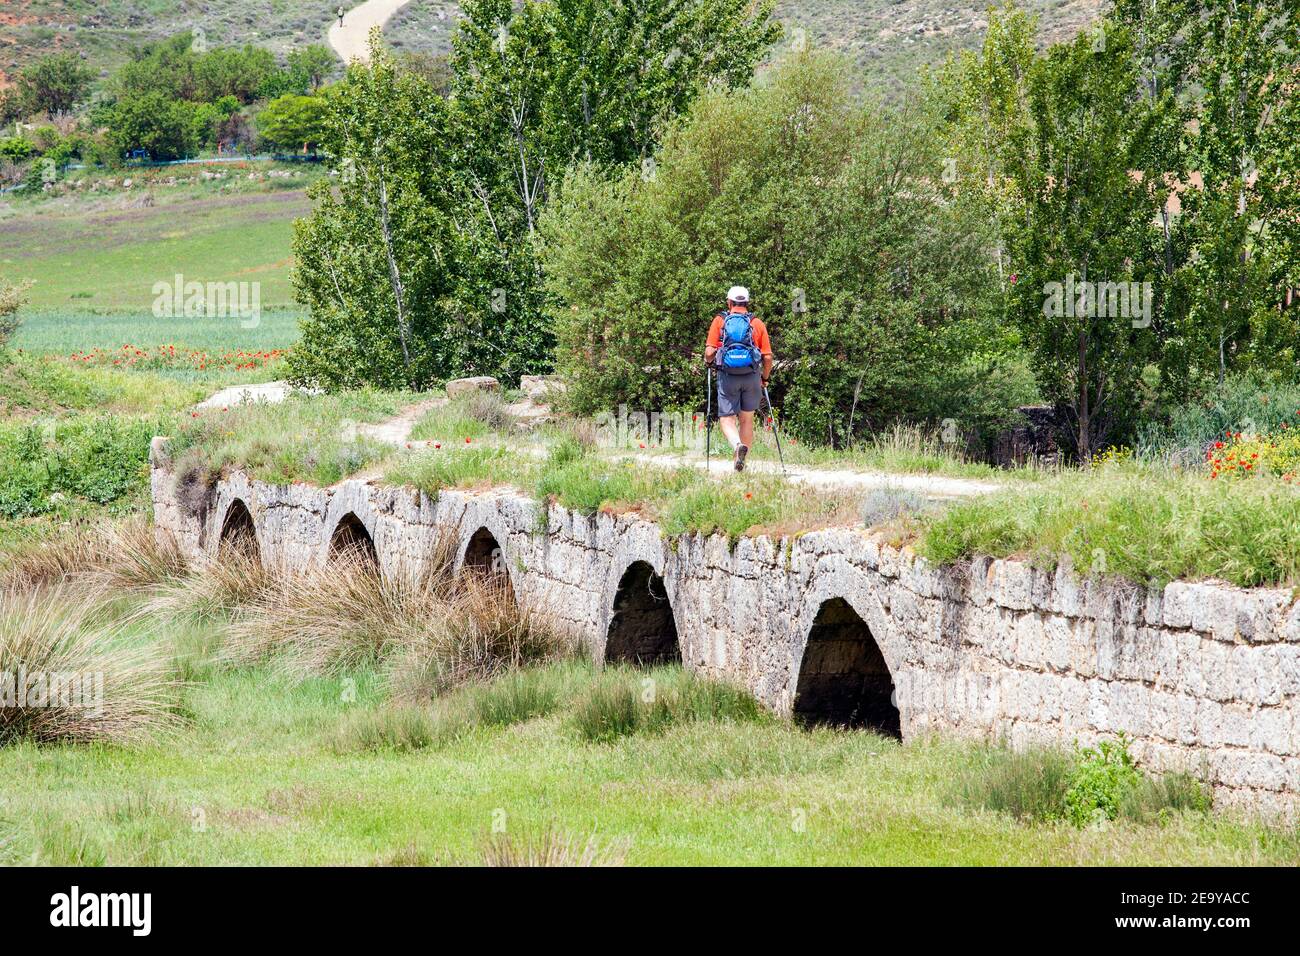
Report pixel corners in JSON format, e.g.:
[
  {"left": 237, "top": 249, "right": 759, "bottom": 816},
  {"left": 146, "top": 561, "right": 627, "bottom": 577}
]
[
  {"left": 328, "top": 0, "right": 413, "bottom": 65},
  {"left": 198, "top": 384, "right": 1000, "bottom": 499}
]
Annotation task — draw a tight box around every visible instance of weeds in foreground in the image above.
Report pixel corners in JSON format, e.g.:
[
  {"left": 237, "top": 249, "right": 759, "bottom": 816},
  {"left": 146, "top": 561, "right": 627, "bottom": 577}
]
[
  {"left": 481, "top": 828, "right": 629, "bottom": 867},
  {"left": 331, "top": 706, "right": 446, "bottom": 754},
  {"left": 0, "top": 517, "right": 186, "bottom": 594},
  {"left": 145, "top": 542, "right": 275, "bottom": 621},
  {"left": 955, "top": 736, "right": 1212, "bottom": 827},
  {"left": 571, "top": 666, "right": 767, "bottom": 743},
  {"left": 0, "top": 585, "right": 179, "bottom": 746},
  {"left": 210, "top": 532, "right": 572, "bottom": 696}
]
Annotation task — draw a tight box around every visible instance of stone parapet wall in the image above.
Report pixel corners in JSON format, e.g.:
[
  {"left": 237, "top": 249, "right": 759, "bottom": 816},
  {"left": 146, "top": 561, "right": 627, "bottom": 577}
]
[{"left": 150, "top": 440, "right": 1300, "bottom": 818}]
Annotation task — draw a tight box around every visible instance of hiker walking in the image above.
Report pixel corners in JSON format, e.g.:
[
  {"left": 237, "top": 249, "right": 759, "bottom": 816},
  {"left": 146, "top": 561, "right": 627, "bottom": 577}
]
[
  {"left": 704, "top": 286, "right": 773, "bottom": 472},
  {"left": 336, "top": 6, "right": 345, "bottom": 27}
]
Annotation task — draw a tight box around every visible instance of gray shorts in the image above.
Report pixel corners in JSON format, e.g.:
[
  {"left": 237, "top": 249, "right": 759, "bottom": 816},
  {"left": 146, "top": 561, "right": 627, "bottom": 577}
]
[{"left": 716, "top": 369, "right": 761, "bottom": 417}]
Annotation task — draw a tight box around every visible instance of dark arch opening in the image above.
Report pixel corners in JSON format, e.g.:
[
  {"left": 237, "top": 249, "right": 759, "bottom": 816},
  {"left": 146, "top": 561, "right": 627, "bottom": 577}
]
[
  {"left": 604, "top": 561, "right": 679, "bottom": 666},
  {"left": 329, "top": 512, "right": 378, "bottom": 566},
  {"left": 464, "top": 527, "right": 505, "bottom": 575},
  {"left": 793, "top": 597, "right": 899, "bottom": 737},
  {"left": 462, "top": 527, "right": 514, "bottom": 599},
  {"left": 218, "top": 499, "right": 259, "bottom": 560}
]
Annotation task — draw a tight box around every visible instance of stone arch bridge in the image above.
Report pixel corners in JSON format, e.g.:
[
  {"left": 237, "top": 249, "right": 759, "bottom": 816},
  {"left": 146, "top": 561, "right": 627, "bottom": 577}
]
[{"left": 150, "top": 438, "right": 1300, "bottom": 817}]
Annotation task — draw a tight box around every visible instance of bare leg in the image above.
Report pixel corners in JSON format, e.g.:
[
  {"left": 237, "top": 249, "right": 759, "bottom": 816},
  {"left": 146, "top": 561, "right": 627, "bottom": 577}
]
[
  {"left": 738, "top": 410, "right": 755, "bottom": 449},
  {"left": 719, "top": 414, "right": 741, "bottom": 449}
]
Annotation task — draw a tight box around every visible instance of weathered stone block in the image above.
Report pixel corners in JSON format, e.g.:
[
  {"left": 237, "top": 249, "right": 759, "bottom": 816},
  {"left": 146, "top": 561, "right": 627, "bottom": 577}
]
[{"left": 445, "top": 376, "right": 501, "bottom": 398}]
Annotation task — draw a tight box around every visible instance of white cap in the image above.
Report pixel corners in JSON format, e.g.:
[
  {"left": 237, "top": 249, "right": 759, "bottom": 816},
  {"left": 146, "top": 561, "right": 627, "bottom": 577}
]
[{"left": 727, "top": 285, "right": 750, "bottom": 304}]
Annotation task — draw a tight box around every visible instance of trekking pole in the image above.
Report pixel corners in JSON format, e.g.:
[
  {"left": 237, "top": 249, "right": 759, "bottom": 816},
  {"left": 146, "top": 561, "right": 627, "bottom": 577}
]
[
  {"left": 705, "top": 366, "right": 714, "bottom": 472},
  {"left": 763, "top": 384, "right": 787, "bottom": 475}
]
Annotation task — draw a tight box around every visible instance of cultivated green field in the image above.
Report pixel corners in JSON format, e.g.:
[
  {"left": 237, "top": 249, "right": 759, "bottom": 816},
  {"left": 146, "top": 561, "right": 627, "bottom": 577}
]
[
  {"left": 0, "top": 185, "right": 307, "bottom": 314},
  {"left": 2, "top": 168, "right": 308, "bottom": 361}
]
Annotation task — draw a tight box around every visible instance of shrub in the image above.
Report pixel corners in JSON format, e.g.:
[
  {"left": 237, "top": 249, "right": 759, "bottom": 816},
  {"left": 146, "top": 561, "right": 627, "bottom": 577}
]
[
  {"left": 571, "top": 667, "right": 765, "bottom": 743},
  {"left": 955, "top": 736, "right": 1212, "bottom": 827},
  {"left": 0, "top": 279, "right": 28, "bottom": 350},
  {"left": 0, "top": 416, "right": 158, "bottom": 519},
  {"left": 0, "top": 587, "right": 178, "bottom": 746},
  {"left": 1063, "top": 736, "right": 1144, "bottom": 827},
  {"left": 0, "top": 137, "right": 34, "bottom": 162},
  {"left": 542, "top": 52, "right": 1021, "bottom": 448}
]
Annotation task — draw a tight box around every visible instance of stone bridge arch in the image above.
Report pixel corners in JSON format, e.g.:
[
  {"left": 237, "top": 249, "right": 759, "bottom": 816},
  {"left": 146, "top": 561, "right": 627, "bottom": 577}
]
[
  {"left": 600, "top": 545, "right": 680, "bottom": 666},
  {"left": 457, "top": 524, "right": 519, "bottom": 602},
  {"left": 216, "top": 497, "right": 259, "bottom": 561},
  {"left": 790, "top": 561, "right": 904, "bottom": 737},
  {"left": 328, "top": 511, "right": 378, "bottom": 567}
]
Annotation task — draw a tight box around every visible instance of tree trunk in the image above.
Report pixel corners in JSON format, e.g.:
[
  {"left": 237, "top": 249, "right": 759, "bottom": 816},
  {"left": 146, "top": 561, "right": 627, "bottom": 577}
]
[
  {"left": 1076, "top": 329, "right": 1090, "bottom": 463},
  {"left": 375, "top": 172, "right": 412, "bottom": 377}
]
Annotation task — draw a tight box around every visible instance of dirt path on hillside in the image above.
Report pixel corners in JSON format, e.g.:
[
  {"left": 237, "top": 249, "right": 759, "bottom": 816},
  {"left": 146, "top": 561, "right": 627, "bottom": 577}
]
[{"left": 329, "top": 0, "right": 413, "bottom": 64}]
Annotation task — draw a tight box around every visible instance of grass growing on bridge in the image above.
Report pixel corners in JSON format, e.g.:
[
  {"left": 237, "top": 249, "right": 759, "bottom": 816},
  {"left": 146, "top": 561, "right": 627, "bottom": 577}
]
[
  {"left": 165, "top": 390, "right": 412, "bottom": 488},
  {"left": 916, "top": 461, "right": 1300, "bottom": 589}
]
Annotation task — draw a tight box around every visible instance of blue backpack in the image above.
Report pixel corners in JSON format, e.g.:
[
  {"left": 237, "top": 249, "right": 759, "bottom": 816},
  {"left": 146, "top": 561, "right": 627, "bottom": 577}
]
[{"left": 718, "top": 311, "right": 761, "bottom": 371}]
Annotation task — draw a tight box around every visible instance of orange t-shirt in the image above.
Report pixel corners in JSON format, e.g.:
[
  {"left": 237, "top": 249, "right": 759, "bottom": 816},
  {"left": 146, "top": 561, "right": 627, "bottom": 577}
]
[{"left": 707, "top": 308, "right": 772, "bottom": 359}]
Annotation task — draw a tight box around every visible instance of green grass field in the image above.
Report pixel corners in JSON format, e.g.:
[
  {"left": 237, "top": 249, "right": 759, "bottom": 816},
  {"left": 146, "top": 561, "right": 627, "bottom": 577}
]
[
  {"left": 3, "top": 653, "right": 1293, "bottom": 866},
  {"left": 2, "top": 172, "right": 306, "bottom": 364},
  {"left": 0, "top": 187, "right": 308, "bottom": 315}
]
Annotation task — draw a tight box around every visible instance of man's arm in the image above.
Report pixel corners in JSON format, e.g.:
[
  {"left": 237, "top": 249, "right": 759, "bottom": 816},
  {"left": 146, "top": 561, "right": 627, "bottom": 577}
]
[{"left": 703, "top": 315, "right": 720, "bottom": 365}]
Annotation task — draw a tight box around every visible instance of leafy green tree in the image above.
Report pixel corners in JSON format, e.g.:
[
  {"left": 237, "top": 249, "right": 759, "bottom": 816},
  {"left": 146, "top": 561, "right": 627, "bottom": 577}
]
[
  {"left": 193, "top": 45, "right": 277, "bottom": 103},
  {"left": 288, "top": 45, "right": 338, "bottom": 92},
  {"left": 114, "top": 34, "right": 202, "bottom": 100},
  {"left": 941, "top": 7, "right": 1169, "bottom": 460},
  {"left": 543, "top": 53, "right": 1030, "bottom": 444},
  {"left": 446, "top": 0, "right": 780, "bottom": 384},
  {"left": 540, "top": 0, "right": 781, "bottom": 168},
  {"left": 114, "top": 34, "right": 274, "bottom": 104},
  {"left": 106, "top": 92, "right": 200, "bottom": 161},
  {"left": 1113, "top": 0, "right": 1300, "bottom": 389},
  {"left": 291, "top": 2, "right": 783, "bottom": 390},
  {"left": 17, "top": 54, "right": 94, "bottom": 115},
  {"left": 257, "top": 94, "right": 328, "bottom": 152},
  {"left": 288, "top": 35, "right": 463, "bottom": 389}
]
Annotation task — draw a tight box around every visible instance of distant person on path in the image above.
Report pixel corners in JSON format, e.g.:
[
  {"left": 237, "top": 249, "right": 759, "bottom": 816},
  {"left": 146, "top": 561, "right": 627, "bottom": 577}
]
[
  {"left": 337, "top": 6, "right": 345, "bottom": 27},
  {"left": 703, "top": 285, "right": 773, "bottom": 472}
]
